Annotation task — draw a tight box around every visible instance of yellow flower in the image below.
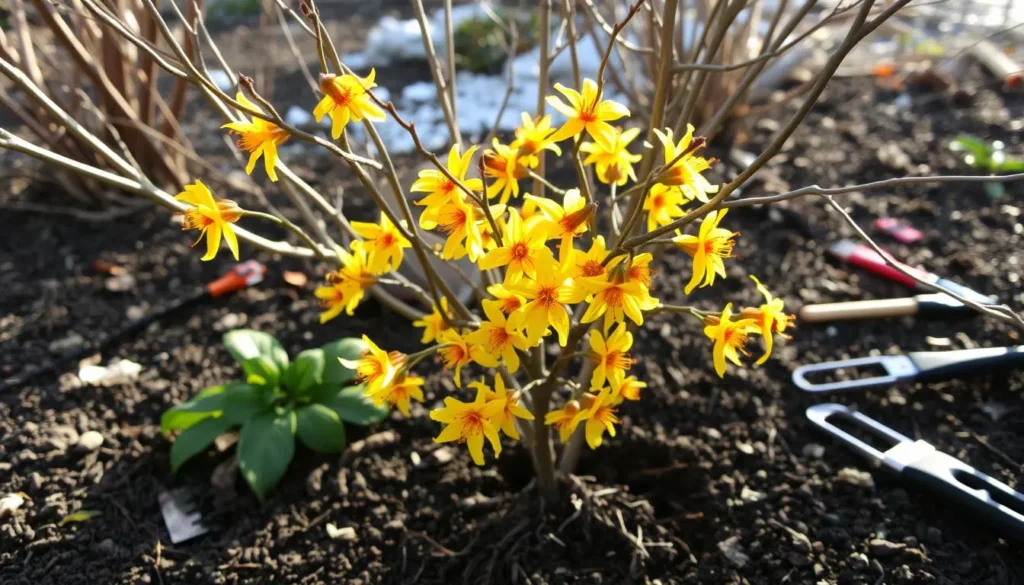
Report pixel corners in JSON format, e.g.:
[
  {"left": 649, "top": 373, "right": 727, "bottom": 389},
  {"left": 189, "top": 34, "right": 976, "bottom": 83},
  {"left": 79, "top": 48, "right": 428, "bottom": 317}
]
[
  {"left": 519, "top": 196, "right": 542, "bottom": 225},
  {"left": 430, "top": 384, "right": 505, "bottom": 466},
  {"left": 436, "top": 198, "right": 502, "bottom": 262},
  {"left": 438, "top": 330, "right": 486, "bottom": 387},
  {"left": 507, "top": 255, "right": 574, "bottom": 346},
  {"left": 313, "top": 70, "right": 386, "bottom": 139},
  {"left": 466, "top": 300, "right": 530, "bottom": 373},
  {"left": 314, "top": 284, "right": 348, "bottom": 324},
  {"left": 653, "top": 125, "right": 718, "bottom": 203},
  {"left": 566, "top": 235, "right": 610, "bottom": 280},
  {"left": 412, "top": 298, "right": 451, "bottom": 344},
  {"left": 673, "top": 209, "right": 738, "bottom": 294},
  {"left": 740, "top": 276, "right": 795, "bottom": 365},
  {"left": 175, "top": 180, "right": 242, "bottom": 261},
  {"left": 703, "top": 303, "right": 758, "bottom": 377},
  {"left": 544, "top": 400, "right": 582, "bottom": 443},
  {"left": 483, "top": 139, "right": 529, "bottom": 204},
  {"left": 370, "top": 373, "right": 424, "bottom": 416},
  {"left": 412, "top": 145, "right": 483, "bottom": 229},
  {"left": 571, "top": 265, "right": 657, "bottom": 331},
  {"left": 339, "top": 335, "right": 405, "bottom": 396},
  {"left": 546, "top": 78, "right": 630, "bottom": 144},
  {"left": 625, "top": 253, "right": 655, "bottom": 289},
  {"left": 643, "top": 183, "right": 687, "bottom": 232},
  {"left": 613, "top": 376, "right": 646, "bottom": 401},
  {"left": 471, "top": 375, "right": 534, "bottom": 440},
  {"left": 478, "top": 208, "right": 553, "bottom": 283},
  {"left": 323, "top": 241, "right": 378, "bottom": 315},
  {"left": 579, "top": 126, "right": 642, "bottom": 186},
  {"left": 588, "top": 323, "right": 634, "bottom": 390},
  {"left": 511, "top": 113, "right": 562, "bottom": 167},
  {"left": 351, "top": 212, "right": 411, "bottom": 274},
  {"left": 222, "top": 93, "right": 290, "bottom": 182},
  {"left": 486, "top": 282, "right": 527, "bottom": 315},
  {"left": 571, "top": 391, "right": 621, "bottom": 449},
  {"left": 524, "top": 189, "right": 594, "bottom": 262}
]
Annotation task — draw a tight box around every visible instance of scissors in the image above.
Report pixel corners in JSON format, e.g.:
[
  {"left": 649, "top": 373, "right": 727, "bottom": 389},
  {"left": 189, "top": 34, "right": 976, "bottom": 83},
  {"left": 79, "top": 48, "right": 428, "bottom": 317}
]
[
  {"left": 793, "top": 345, "right": 1024, "bottom": 393},
  {"left": 807, "top": 404, "right": 1024, "bottom": 541}
]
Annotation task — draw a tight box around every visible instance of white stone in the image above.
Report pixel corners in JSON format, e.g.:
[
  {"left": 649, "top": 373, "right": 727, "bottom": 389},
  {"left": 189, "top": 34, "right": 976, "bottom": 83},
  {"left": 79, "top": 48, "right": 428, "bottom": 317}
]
[
  {"left": 0, "top": 493, "right": 25, "bottom": 518},
  {"left": 77, "top": 431, "right": 104, "bottom": 452}
]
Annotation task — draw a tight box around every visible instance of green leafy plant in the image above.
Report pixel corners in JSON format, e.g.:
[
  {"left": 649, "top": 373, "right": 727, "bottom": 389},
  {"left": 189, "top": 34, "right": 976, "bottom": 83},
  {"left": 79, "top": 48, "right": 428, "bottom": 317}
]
[
  {"left": 161, "top": 330, "right": 387, "bottom": 499},
  {"left": 949, "top": 135, "right": 1024, "bottom": 200},
  {"left": 453, "top": 9, "right": 539, "bottom": 74}
]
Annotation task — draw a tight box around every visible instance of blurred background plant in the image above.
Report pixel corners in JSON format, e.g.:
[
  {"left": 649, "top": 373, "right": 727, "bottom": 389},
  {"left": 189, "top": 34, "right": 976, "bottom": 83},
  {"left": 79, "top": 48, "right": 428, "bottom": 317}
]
[{"left": 0, "top": 0, "right": 198, "bottom": 211}]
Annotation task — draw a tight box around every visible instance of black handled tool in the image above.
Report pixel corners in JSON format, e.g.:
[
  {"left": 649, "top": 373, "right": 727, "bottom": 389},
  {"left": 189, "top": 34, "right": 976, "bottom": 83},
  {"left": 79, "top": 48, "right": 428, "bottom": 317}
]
[
  {"left": 793, "top": 345, "right": 1024, "bottom": 392},
  {"left": 807, "top": 404, "right": 1024, "bottom": 541}
]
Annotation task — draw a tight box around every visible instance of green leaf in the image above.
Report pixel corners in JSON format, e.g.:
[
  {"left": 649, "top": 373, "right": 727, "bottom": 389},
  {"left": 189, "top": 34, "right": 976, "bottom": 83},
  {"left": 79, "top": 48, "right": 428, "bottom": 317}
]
[
  {"left": 295, "top": 404, "right": 347, "bottom": 453},
  {"left": 320, "top": 338, "right": 367, "bottom": 388},
  {"left": 59, "top": 510, "right": 101, "bottom": 526},
  {"left": 170, "top": 416, "right": 234, "bottom": 472},
  {"left": 949, "top": 135, "right": 992, "bottom": 168},
  {"left": 223, "top": 329, "right": 289, "bottom": 371},
  {"left": 242, "top": 356, "right": 281, "bottom": 388},
  {"left": 282, "top": 349, "right": 325, "bottom": 397},
  {"left": 320, "top": 385, "right": 388, "bottom": 426},
  {"left": 160, "top": 384, "right": 228, "bottom": 433},
  {"left": 238, "top": 410, "right": 296, "bottom": 500},
  {"left": 220, "top": 383, "right": 268, "bottom": 425},
  {"left": 996, "top": 157, "right": 1024, "bottom": 173}
]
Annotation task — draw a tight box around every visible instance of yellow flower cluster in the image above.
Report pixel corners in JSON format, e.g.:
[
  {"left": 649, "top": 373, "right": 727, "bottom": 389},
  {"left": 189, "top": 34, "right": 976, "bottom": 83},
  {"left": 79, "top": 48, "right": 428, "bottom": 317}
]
[
  {"left": 171, "top": 75, "right": 795, "bottom": 467},
  {"left": 315, "top": 212, "right": 411, "bottom": 324}
]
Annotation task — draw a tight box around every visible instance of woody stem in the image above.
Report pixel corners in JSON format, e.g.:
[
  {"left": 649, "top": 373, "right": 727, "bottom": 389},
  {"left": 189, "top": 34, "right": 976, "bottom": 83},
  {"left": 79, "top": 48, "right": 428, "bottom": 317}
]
[{"left": 530, "top": 379, "right": 559, "bottom": 504}]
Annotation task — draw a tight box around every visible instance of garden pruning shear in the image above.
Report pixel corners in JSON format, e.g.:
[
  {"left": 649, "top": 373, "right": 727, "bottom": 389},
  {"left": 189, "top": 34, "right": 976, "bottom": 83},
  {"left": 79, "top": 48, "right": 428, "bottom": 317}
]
[
  {"left": 807, "top": 404, "right": 1024, "bottom": 541},
  {"left": 792, "top": 345, "right": 1024, "bottom": 393}
]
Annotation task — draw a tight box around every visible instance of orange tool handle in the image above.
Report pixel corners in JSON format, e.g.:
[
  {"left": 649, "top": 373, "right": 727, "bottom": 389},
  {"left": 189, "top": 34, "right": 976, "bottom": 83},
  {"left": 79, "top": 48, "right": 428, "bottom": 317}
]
[{"left": 207, "top": 260, "right": 267, "bottom": 298}]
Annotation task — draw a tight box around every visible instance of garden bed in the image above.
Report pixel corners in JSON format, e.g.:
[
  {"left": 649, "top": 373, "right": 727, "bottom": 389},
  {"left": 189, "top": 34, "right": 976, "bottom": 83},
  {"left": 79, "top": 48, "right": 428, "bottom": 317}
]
[{"left": 1, "top": 69, "right": 1022, "bottom": 585}]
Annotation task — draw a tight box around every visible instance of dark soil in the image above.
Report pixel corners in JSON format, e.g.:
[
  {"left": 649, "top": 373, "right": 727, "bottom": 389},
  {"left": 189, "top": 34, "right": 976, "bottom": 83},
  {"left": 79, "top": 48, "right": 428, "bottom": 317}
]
[{"left": 2, "top": 69, "right": 1024, "bottom": 585}]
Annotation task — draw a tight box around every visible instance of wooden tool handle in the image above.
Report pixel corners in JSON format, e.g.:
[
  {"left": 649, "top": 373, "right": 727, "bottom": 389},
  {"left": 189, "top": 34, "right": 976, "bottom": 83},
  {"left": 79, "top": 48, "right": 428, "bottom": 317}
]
[{"left": 799, "top": 298, "right": 917, "bottom": 322}]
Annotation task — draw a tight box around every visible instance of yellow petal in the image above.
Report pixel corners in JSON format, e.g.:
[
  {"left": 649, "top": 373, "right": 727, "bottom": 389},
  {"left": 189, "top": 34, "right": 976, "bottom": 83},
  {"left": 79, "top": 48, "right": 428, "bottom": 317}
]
[
  {"left": 264, "top": 142, "right": 279, "bottom": 182},
  {"left": 202, "top": 223, "right": 222, "bottom": 261},
  {"left": 223, "top": 224, "right": 240, "bottom": 261},
  {"left": 467, "top": 433, "right": 485, "bottom": 465}
]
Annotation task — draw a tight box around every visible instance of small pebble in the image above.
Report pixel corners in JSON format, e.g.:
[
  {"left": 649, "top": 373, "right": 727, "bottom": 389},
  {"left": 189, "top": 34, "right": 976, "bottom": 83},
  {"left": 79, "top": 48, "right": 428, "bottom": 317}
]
[
  {"left": 717, "top": 535, "right": 750, "bottom": 568},
  {"left": 837, "top": 467, "right": 874, "bottom": 489},
  {"left": 326, "top": 523, "right": 357, "bottom": 541},
  {"left": 49, "top": 333, "right": 85, "bottom": 354},
  {"left": 0, "top": 493, "right": 25, "bottom": 518},
  {"left": 848, "top": 552, "right": 870, "bottom": 571},
  {"left": 432, "top": 447, "right": 454, "bottom": 464},
  {"left": 802, "top": 443, "right": 825, "bottom": 458},
  {"left": 77, "top": 431, "right": 104, "bottom": 452},
  {"left": 869, "top": 538, "right": 905, "bottom": 558},
  {"left": 95, "top": 538, "right": 119, "bottom": 556}
]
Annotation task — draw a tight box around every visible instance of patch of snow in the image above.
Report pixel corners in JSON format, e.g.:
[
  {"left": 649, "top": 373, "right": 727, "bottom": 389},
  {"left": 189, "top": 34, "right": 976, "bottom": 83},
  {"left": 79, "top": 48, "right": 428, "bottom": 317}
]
[
  {"left": 285, "top": 105, "right": 313, "bottom": 127},
  {"left": 364, "top": 4, "right": 495, "bottom": 67},
  {"left": 344, "top": 7, "right": 628, "bottom": 152},
  {"left": 208, "top": 69, "right": 234, "bottom": 92},
  {"left": 402, "top": 82, "right": 438, "bottom": 103},
  {"left": 342, "top": 52, "right": 368, "bottom": 71}
]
